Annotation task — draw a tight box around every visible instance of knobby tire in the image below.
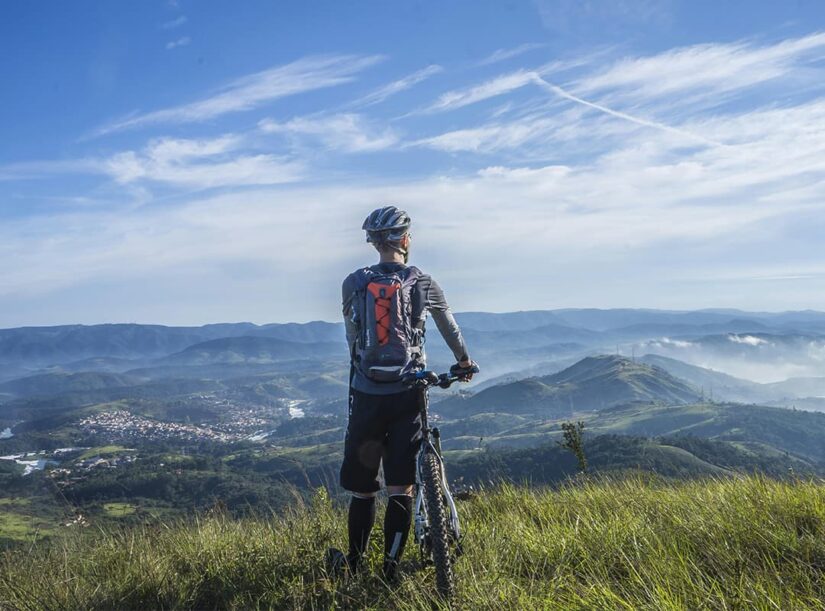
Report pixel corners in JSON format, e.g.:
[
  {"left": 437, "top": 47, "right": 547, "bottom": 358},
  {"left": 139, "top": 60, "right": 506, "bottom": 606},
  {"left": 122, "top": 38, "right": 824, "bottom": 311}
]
[{"left": 422, "top": 449, "right": 454, "bottom": 599}]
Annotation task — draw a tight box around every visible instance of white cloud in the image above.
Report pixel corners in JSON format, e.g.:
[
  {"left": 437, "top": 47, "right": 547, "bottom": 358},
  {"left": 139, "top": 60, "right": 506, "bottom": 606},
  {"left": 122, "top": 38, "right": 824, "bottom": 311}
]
[
  {"left": 417, "top": 33, "right": 825, "bottom": 156},
  {"left": 728, "top": 334, "right": 769, "bottom": 346},
  {"left": 650, "top": 338, "right": 694, "bottom": 349},
  {"left": 5, "top": 33, "right": 825, "bottom": 322},
  {"left": 165, "top": 36, "right": 191, "bottom": 50},
  {"left": 352, "top": 65, "right": 443, "bottom": 107},
  {"left": 533, "top": 76, "right": 723, "bottom": 146},
  {"left": 0, "top": 159, "right": 103, "bottom": 181},
  {"left": 93, "top": 54, "right": 383, "bottom": 135},
  {"left": 415, "top": 115, "right": 559, "bottom": 152},
  {"left": 101, "top": 135, "right": 303, "bottom": 187},
  {"left": 259, "top": 113, "right": 398, "bottom": 152},
  {"left": 415, "top": 53, "right": 602, "bottom": 114},
  {"left": 478, "top": 43, "right": 546, "bottom": 66},
  {"left": 1, "top": 128, "right": 824, "bottom": 321},
  {"left": 574, "top": 32, "right": 825, "bottom": 105},
  {"left": 1, "top": 134, "right": 304, "bottom": 189},
  {"left": 421, "top": 70, "right": 537, "bottom": 113}
]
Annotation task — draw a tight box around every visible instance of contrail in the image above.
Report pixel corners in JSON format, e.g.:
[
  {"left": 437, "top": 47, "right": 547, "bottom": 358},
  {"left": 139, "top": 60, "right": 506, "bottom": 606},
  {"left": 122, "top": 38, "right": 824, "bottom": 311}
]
[{"left": 531, "top": 74, "right": 725, "bottom": 147}]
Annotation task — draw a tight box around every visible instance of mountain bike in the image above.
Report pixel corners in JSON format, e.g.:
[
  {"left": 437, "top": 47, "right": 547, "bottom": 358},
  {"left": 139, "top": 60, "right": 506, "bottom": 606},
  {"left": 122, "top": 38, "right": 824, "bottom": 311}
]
[{"left": 401, "top": 363, "right": 479, "bottom": 599}]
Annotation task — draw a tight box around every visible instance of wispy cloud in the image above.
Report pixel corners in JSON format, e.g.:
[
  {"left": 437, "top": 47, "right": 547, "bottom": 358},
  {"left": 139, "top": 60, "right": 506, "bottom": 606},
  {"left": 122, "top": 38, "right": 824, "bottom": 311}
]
[
  {"left": 1, "top": 135, "right": 304, "bottom": 189},
  {"left": 416, "top": 55, "right": 597, "bottom": 114},
  {"left": 6, "top": 32, "right": 825, "bottom": 321},
  {"left": 478, "top": 43, "right": 545, "bottom": 66},
  {"left": 93, "top": 54, "right": 384, "bottom": 136},
  {"left": 259, "top": 113, "right": 398, "bottom": 152},
  {"left": 0, "top": 159, "right": 102, "bottom": 182},
  {"left": 102, "top": 136, "right": 304, "bottom": 188},
  {"left": 160, "top": 15, "right": 187, "bottom": 29},
  {"left": 575, "top": 31, "right": 825, "bottom": 104},
  {"left": 165, "top": 36, "right": 191, "bottom": 50},
  {"left": 532, "top": 75, "right": 723, "bottom": 146},
  {"left": 352, "top": 64, "right": 443, "bottom": 107},
  {"left": 421, "top": 70, "right": 537, "bottom": 113},
  {"left": 417, "top": 33, "right": 825, "bottom": 153},
  {"left": 416, "top": 72, "right": 722, "bottom": 153}
]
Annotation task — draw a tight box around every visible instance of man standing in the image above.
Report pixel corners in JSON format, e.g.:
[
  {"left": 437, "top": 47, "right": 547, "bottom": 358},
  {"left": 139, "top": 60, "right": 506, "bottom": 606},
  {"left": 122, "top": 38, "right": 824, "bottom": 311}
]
[{"left": 327, "top": 205, "right": 474, "bottom": 582}]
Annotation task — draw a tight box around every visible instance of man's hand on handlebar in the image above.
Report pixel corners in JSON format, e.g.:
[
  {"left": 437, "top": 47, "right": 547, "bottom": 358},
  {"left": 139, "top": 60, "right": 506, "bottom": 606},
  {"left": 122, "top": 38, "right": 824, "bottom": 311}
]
[{"left": 450, "top": 359, "right": 478, "bottom": 382}]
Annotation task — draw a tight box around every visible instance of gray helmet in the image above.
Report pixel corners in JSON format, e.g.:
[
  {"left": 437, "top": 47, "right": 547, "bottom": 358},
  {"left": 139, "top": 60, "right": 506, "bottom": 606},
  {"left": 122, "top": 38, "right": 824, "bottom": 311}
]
[{"left": 362, "top": 206, "right": 411, "bottom": 244}]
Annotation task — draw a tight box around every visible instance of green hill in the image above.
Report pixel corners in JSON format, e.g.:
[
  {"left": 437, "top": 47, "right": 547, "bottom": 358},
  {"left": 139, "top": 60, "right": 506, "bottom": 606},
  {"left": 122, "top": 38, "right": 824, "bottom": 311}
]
[
  {"left": 437, "top": 355, "right": 700, "bottom": 418},
  {"left": 639, "top": 353, "right": 776, "bottom": 403},
  {"left": 448, "top": 434, "right": 819, "bottom": 482},
  {"left": 593, "top": 401, "right": 825, "bottom": 463},
  {"left": 2, "top": 476, "right": 823, "bottom": 609},
  {"left": 445, "top": 398, "right": 825, "bottom": 463},
  {"left": 160, "top": 336, "right": 343, "bottom": 366},
  {"left": 0, "top": 371, "right": 144, "bottom": 398}
]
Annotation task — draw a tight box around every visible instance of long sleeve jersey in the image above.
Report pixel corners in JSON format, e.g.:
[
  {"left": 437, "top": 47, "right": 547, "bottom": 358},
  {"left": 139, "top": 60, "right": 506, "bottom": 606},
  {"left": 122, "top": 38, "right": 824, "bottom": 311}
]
[{"left": 342, "top": 262, "right": 470, "bottom": 395}]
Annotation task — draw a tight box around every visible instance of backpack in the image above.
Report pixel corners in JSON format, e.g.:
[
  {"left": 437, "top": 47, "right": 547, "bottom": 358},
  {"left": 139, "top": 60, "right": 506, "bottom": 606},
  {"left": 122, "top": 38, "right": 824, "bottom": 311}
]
[{"left": 350, "top": 266, "right": 423, "bottom": 382}]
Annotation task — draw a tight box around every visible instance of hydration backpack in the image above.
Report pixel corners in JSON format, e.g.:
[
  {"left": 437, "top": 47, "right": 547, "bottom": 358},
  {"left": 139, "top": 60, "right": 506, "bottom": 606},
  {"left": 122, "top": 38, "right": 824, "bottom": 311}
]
[{"left": 350, "top": 266, "right": 423, "bottom": 382}]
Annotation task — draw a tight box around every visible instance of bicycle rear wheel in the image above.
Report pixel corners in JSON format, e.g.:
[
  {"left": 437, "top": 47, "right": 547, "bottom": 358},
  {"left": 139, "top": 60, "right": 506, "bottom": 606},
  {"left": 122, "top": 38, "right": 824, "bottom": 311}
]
[{"left": 421, "top": 449, "right": 454, "bottom": 599}]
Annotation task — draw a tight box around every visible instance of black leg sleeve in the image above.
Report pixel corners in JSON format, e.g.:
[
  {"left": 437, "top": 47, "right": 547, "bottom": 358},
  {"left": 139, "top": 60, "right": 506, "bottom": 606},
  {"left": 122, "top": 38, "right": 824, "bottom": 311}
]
[
  {"left": 383, "top": 494, "right": 413, "bottom": 565},
  {"left": 347, "top": 496, "right": 376, "bottom": 569}
]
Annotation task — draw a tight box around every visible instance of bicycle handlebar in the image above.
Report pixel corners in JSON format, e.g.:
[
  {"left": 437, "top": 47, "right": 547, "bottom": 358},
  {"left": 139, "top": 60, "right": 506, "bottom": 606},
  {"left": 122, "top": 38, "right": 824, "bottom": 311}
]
[{"left": 402, "top": 364, "right": 480, "bottom": 389}]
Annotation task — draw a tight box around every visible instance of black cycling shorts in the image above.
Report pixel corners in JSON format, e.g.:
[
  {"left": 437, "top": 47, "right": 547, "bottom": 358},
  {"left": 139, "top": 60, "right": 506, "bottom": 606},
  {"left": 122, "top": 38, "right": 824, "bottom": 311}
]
[{"left": 340, "top": 388, "right": 424, "bottom": 493}]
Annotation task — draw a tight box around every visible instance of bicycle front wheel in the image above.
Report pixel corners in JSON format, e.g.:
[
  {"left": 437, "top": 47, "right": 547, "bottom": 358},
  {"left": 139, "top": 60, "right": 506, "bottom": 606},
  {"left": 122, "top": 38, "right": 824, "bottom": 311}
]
[{"left": 422, "top": 450, "right": 454, "bottom": 599}]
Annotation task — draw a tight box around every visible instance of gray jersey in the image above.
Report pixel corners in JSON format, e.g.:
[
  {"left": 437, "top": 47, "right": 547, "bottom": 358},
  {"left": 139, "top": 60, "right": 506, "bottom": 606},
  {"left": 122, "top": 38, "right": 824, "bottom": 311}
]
[{"left": 342, "top": 262, "right": 470, "bottom": 395}]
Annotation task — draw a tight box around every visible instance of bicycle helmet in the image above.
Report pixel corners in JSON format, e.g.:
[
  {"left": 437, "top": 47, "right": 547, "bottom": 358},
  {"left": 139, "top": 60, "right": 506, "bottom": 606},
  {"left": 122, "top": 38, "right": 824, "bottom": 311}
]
[{"left": 362, "top": 206, "right": 411, "bottom": 245}]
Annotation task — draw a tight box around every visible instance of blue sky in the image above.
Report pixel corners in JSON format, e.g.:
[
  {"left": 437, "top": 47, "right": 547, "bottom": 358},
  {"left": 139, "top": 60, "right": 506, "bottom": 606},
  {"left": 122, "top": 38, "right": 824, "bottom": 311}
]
[{"left": 1, "top": 0, "right": 825, "bottom": 326}]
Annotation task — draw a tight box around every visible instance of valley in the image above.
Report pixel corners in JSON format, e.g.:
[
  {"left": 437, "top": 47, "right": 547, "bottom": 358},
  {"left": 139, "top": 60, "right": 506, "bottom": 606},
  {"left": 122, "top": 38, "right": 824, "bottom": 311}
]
[{"left": 2, "top": 308, "right": 825, "bottom": 547}]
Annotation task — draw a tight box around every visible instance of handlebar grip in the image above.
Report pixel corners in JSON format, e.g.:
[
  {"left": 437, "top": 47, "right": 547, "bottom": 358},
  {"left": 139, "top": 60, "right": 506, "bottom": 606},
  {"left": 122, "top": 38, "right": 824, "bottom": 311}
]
[
  {"left": 401, "top": 370, "right": 440, "bottom": 387},
  {"left": 450, "top": 363, "right": 480, "bottom": 377}
]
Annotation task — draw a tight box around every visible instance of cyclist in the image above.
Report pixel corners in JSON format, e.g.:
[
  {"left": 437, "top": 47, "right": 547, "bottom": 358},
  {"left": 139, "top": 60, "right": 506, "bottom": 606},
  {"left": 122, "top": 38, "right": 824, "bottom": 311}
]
[{"left": 327, "top": 205, "right": 474, "bottom": 583}]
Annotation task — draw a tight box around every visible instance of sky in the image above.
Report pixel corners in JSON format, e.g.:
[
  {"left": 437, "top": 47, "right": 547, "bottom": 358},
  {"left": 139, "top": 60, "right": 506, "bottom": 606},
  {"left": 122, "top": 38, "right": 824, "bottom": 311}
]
[{"left": 1, "top": 0, "right": 825, "bottom": 327}]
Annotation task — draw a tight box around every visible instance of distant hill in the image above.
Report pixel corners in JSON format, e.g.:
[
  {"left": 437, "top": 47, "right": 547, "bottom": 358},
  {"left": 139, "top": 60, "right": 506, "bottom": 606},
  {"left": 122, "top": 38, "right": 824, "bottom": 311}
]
[
  {"left": 436, "top": 355, "right": 701, "bottom": 418},
  {"left": 548, "top": 308, "right": 760, "bottom": 331},
  {"left": 0, "top": 324, "right": 214, "bottom": 365},
  {"left": 592, "top": 401, "right": 825, "bottom": 463},
  {"left": 765, "top": 376, "right": 825, "bottom": 398},
  {"left": 638, "top": 354, "right": 777, "bottom": 403},
  {"left": 0, "top": 371, "right": 144, "bottom": 399},
  {"left": 0, "top": 322, "right": 344, "bottom": 367},
  {"left": 454, "top": 310, "right": 568, "bottom": 331},
  {"left": 158, "top": 336, "right": 343, "bottom": 366},
  {"left": 246, "top": 321, "right": 343, "bottom": 344},
  {"left": 462, "top": 324, "right": 601, "bottom": 349},
  {"left": 450, "top": 434, "right": 818, "bottom": 484},
  {"left": 607, "top": 319, "right": 769, "bottom": 340}
]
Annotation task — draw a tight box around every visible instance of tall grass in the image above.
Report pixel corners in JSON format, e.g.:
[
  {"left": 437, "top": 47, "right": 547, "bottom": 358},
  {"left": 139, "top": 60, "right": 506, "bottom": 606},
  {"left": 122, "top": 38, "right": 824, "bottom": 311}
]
[{"left": 1, "top": 475, "right": 824, "bottom": 610}]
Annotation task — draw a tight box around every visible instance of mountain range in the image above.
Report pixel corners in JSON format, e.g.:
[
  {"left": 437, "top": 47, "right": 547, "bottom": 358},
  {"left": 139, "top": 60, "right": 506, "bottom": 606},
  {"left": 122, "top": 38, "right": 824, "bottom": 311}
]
[{"left": 436, "top": 355, "right": 701, "bottom": 418}]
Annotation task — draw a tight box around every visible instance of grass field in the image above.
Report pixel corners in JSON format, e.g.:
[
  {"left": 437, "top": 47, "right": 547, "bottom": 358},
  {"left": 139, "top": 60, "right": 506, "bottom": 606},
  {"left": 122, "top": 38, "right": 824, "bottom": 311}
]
[
  {"left": 1, "top": 475, "right": 824, "bottom": 609},
  {"left": 102, "top": 502, "right": 136, "bottom": 518},
  {"left": 0, "top": 510, "right": 54, "bottom": 543},
  {"left": 78, "top": 445, "right": 131, "bottom": 461}
]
